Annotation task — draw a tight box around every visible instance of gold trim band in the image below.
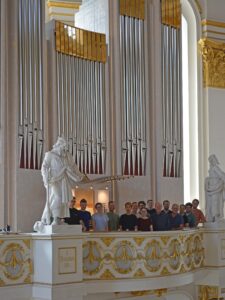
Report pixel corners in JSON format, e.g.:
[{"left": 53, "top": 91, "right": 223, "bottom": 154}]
[
  {"left": 161, "top": 0, "right": 181, "bottom": 28},
  {"left": 120, "top": 0, "right": 145, "bottom": 20},
  {"left": 55, "top": 21, "right": 107, "bottom": 63},
  {"left": 47, "top": 1, "right": 80, "bottom": 10},
  {"left": 203, "top": 30, "right": 225, "bottom": 36},
  {"left": 49, "top": 12, "right": 74, "bottom": 17},
  {"left": 202, "top": 19, "right": 225, "bottom": 29}
]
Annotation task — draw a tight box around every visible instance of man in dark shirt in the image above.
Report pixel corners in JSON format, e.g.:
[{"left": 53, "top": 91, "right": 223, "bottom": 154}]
[
  {"left": 168, "top": 203, "right": 184, "bottom": 230},
  {"left": 119, "top": 202, "right": 138, "bottom": 231},
  {"left": 64, "top": 197, "right": 82, "bottom": 225},
  {"left": 161, "top": 200, "right": 172, "bottom": 214},
  {"left": 78, "top": 198, "right": 92, "bottom": 231},
  {"left": 151, "top": 202, "right": 171, "bottom": 231},
  {"left": 146, "top": 199, "right": 156, "bottom": 216}
]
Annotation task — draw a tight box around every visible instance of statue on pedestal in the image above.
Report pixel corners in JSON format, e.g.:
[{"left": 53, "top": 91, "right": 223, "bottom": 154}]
[
  {"left": 205, "top": 154, "right": 225, "bottom": 223},
  {"left": 34, "top": 137, "right": 133, "bottom": 232},
  {"left": 34, "top": 137, "right": 89, "bottom": 230}
]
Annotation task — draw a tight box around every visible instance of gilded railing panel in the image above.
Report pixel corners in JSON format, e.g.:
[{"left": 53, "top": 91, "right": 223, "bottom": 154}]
[
  {"left": 0, "top": 237, "right": 32, "bottom": 286},
  {"left": 83, "top": 231, "right": 204, "bottom": 280}
]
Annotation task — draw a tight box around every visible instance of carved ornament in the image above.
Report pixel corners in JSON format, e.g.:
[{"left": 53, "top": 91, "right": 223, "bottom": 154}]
[{"left": 199, "top": 38, "right": 225, "bottom": 88}]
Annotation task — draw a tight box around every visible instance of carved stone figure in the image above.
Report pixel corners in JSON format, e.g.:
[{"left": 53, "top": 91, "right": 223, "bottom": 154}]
[
  {"left": 36, "top": 137, "right": 88, "bottom": 228},
  {"left": 205, "top": 154, "right": 225, "bottom": 222}
]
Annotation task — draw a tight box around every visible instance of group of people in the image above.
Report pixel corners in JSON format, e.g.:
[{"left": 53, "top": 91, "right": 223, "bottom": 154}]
[{"left": 64, "top": 197, "right": 206, "bottom": 232}]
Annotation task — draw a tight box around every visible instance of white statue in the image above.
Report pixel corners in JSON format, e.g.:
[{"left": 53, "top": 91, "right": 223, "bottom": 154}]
[
  {"left": 36, "top": 137, "right": 88, "bottom": 228},
  {"left": 205, "top": 154, "right": 225, "bottom": 222}
]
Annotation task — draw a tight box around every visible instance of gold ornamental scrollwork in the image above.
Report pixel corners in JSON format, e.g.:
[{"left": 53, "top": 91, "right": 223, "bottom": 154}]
[
  {"left": 168, "top": 239, "right": 181, "bottom": 270},
  {"left": 0, "top": 242, "right": 32, "bottom": 282},
  {"left": 144, "top": 240, "right": 162, "bottom": 272},
  {"left": 134, "top": 268, "right": 145, "bottom": 278},
  {"left": 113, "top": 241, "right": 136, "bottom": 274},
  {"left": 192, "top": 235, "right": 204, "bottom": 266},
  {"left": 199, "top": 38, "right": 225, "bottom": 88},
  {"left": 99, "top": 269, "right": 115, "bottom": 280},
  {"left": 182, "top": 236, "right": 193, "bottom": 269},
  {"left": 198, "top": 285, "right": 221, "bottom": 300},
  {"left": 83, "top": 241, "right": 103, "bottom": 275},
  {"left": 133, "top": 237, "right": 145, "bottom": 246},
  {"left": 101, "top": 237, "right": 115, "bottom": 247}
]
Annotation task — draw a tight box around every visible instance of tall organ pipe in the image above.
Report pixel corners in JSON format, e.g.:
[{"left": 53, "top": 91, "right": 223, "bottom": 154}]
[
  {"left": 18, "top": 0, "right": 44, "bottom": 169},
  {"left": 120, "top": 15, "right": 146, "bottom": 175}
]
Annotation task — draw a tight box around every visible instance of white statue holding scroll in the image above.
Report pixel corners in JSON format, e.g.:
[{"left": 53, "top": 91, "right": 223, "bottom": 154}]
[
  {"left": 39, "top": 137, "right": 89, "bottom": 226},
  {"left": 205, "top": 154, "right": 225, "bottom": 222}
]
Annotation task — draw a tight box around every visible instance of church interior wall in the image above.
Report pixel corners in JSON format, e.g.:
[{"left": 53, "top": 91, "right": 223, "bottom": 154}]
[
  {"left": 208, "top": 89, "right": 225, "bottom": 170},
  {"left": 1, "top": 0, "right": 225, "bottom": 250}
]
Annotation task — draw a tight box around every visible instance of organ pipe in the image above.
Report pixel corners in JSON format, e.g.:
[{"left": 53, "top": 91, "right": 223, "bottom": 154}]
[
  {"left": 120, "top": 0, "right": 146, "bottom": 176},
  {"left": 55, "top": 22, "right": 107, "bottom": 174},
  {"left": 18, "top": 0, "right": 44, "bottom": 169},
  {"left": 161, "top": 0, "right": 182, "bottom": 177}
]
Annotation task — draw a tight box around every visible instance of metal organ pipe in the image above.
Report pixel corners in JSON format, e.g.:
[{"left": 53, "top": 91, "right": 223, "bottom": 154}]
[
  {"left": 18, "top": 0, "right": 44, "bottom": 169},
  {"left": 120, "top": 14, "right": 146, "bottom": 176},
  {"left": 55, "top": 22, "right": 107, "bottom": 174},
  {"left": 161, "top": 0, "right": 182, "bottom": 177}
]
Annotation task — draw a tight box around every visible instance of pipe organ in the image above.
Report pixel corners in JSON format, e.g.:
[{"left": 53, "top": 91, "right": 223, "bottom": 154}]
[
  {"left": 55, "top": 21, "right": 107, "bottom": 174},
  {"left": 161, "top": 0, "right": 182, "bottom": 177},
  {"left": 18, "top": 0, "right": 44, "bottom": 169},
  {"left": 0, "top": 1, "right": 1, "bottom": 130},
  {"left": 119, "top": 0, "right": 147, "bottom": 176}
]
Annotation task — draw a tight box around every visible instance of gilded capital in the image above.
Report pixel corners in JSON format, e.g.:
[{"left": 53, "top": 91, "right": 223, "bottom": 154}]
[{"left": 199, "top": 38, "right": 225, "bottom": 88}]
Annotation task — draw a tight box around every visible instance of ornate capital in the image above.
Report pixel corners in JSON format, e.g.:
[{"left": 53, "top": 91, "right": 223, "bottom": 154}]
[
  {"left": 199, "top": 38, "right": 225, "bottom": 88},
  {"left": 198, "top": 285, "right": 222, "bottom": 300}
]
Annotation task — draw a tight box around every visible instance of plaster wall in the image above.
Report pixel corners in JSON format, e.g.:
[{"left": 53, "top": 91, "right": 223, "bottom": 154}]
[{"left": 208, "top": 88, "right": 225, "bottom": 170}]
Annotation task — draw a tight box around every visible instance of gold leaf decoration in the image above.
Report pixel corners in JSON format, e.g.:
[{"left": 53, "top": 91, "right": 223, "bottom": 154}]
[
  {"left": 133, "top": 237, "right": 145, "bottom": 246},
  {"left": 99, "top": 269, "right": 115, "bottom": 280},
  {"left": 199, "top": 38, "right": 225, "bottom": 88},
  {"left": 101, "top": 237, "right": 114, "bottom": 247},
  {"left": 134, "top": 268, "right": 145, "bottom": 278}
]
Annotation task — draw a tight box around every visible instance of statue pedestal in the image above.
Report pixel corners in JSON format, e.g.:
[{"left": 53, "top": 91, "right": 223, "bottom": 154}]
[
  {"left": 32, "top": 225, "right": 85, "bottom": 300},
  {"left": 39, "top": 224, "right": 82, "bottom": 234},
  {"left": 204, "top": 219, "right": 225, "bottom": 229}
]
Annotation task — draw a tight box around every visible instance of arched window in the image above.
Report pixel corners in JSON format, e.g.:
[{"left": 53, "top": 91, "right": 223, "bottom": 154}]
[{"left": 181, "top": 0, "right": 202, "bottom": 202}]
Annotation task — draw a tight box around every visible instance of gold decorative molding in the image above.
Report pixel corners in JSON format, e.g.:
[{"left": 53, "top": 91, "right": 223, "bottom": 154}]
[
  {"left": 131, "top": 290, "right": 151, "bottom": 296},
  {"left": 161, "top": 0, "right": 181, "bottom": 28},
  {"left": 202, "top": 19, "right": 225, "bottom": 29},
  {"left": 83, "top": 232, "right": 204, "bottom": 280},
  {"left": 154, "top": 288, "right": 168, "bottom": 297},
  {"left": 55, "top": 21, "right": 107, "bottom": 63},
  {"left": 101, "top": 237, "right": 114, "bottom": 247},
  {"left": 133, "top": 237, "right": 145, "bottom": 246},
  {"left": 0, "top": 242, "right": 32, "bottom": 282},
  {"left": 47, "top": 1, "right": 81, "bottom": 10},
  {"left": 160, "top": 235, "right": 170, "bottom": 245},
  {"left": 160, "top": 266, "right": 170, "bottom": 276},
  {"left": 120, "top": 0, "right": 145, "bottom": 20},
  {"left": 134, "top": 268, "right": 145, "bottom": 278},
  {"left": 22, "top": 239, "right": 31, "bottom": 249},
  {"left": 99, "top": 269, "right": 115, "bottom": 280},
  {"left": 199, "top": 38, "right": 225, "bottom": 88},
  {"left": 198, "top": 285, "right": 221, "bottom": 300}
]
